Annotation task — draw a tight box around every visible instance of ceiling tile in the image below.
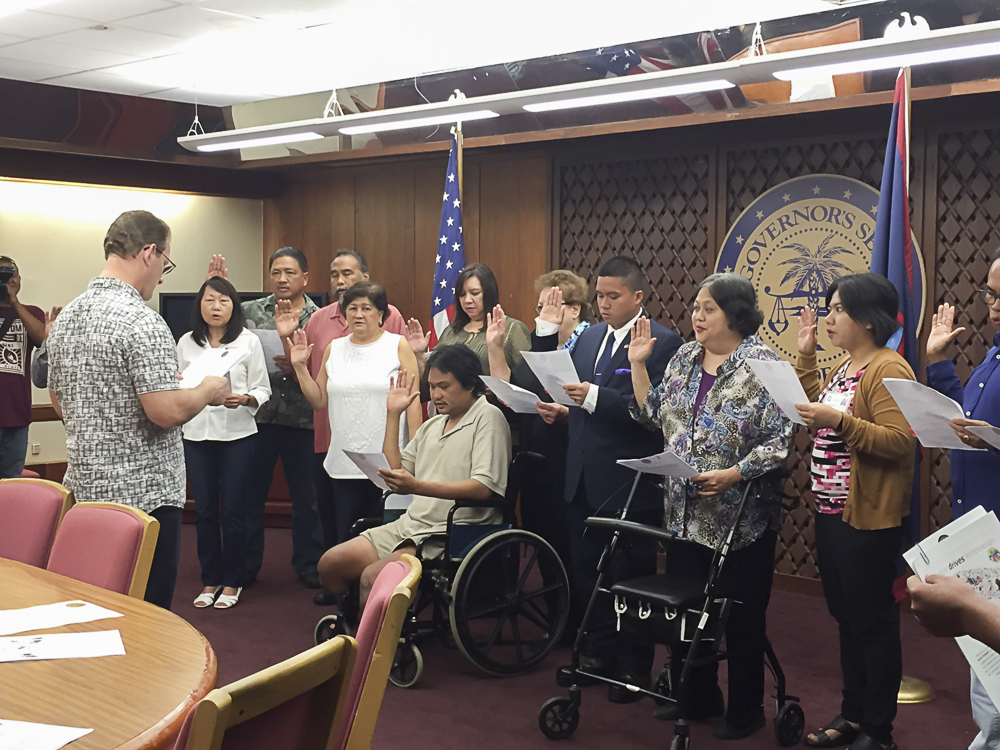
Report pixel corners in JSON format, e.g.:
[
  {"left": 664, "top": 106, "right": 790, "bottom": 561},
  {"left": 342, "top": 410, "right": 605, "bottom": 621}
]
[
  {"left": 0, "top": 56, "right": 77, "bottom": 82},
  {"left": 49, "top": 26, "right": 189, "bottom": 57},
  {"left": 42, "top": 69, "right": 171, "bottom": 95},
  {"left": 31, "top": 0, "right": 177, "bottom": 23},
  {"left": 0, "top": 34, "right": 29, "bottom": 47},
  {"left": 117, "top": 5, "right": 271, "bottom": 37},
  {"left": 0, "top": 10, "right": 92, "bottom": 37},
  {"left": 144, "top": 87, "right": 274, "bottom": 107},
  {"left": 0, "top": 39, "right": 140, "bottom": 68}
]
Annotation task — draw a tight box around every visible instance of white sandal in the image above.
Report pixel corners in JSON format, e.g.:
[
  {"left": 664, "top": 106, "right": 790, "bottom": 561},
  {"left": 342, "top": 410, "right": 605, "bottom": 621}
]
[
  {"left": 194, "top": 586, "right": 223, "bottom": 608},
  {"left": 214, "top": 587, "right": 243, "bottom": 609}
]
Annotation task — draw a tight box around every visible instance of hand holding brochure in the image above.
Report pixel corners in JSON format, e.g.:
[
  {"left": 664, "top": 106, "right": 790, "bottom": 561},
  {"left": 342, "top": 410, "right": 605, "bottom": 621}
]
[
  {"left": 617, "top": 450, "right": 698, "bottom": 479},
  {"left": 883, "top": 378, "right": 984, "bottom": 451},
  {"left": 521, "top": 350, "right": 580, "bottom": 408},
  {"left": 745, "top": 359, "right": 810, "bottom": 425}
]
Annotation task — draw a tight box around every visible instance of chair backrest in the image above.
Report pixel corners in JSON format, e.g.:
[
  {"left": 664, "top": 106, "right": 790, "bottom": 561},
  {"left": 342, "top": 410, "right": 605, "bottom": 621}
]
[
  {"left": 0, "top": 478, "right": 74, "bottom": 567},
  {"left": 46, "top": 502, "right": 159, "bottom": 599},
  {"left": 337, "top": 554, "right": 421, "bottom": 750},
  {"left": 174, "top": 635, "right": 357, "bottom": 750}
]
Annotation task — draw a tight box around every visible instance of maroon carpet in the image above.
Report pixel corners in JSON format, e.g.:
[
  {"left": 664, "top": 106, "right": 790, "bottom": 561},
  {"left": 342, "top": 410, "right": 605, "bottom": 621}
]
[{"left": 173, "top": 525, "right": 975, "bottom": 749}]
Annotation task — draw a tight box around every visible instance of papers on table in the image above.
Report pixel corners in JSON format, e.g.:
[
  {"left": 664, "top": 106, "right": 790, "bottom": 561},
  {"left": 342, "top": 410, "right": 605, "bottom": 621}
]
[
  {"left": 343, "top": 450, "right": 391, "bottom": 492},
  {"left": 904, "top": 507, "right": 1000, "bottom": 708},
  {"left": 179, "top": 347, "right": 246, "bottom": 390},
  {"left": 479, "top": 376, "right": 540, "bottom": 414},
  {"left": 250, "top": 329, "right": 285, "bottom": 375},
  {"left": 745, "top": 359, "right": 810, "bottom": 425},
  {"left": 883, "top": 378, "right": 984, "bottom": 451},
  {"left": 0, "top": 719, "right": 93, "bottom": 750},
  {"left": 521, "top": 350, "right": 580, "bottom": 408},
  {"left": 617, "top": 450, "right": 699, "bottom": 479},
  {"left": 0, "top": 630, "right": 125, "bottom": 663},
  {"left": 0, "top": 601, "right": 122, "bottom": 637}
]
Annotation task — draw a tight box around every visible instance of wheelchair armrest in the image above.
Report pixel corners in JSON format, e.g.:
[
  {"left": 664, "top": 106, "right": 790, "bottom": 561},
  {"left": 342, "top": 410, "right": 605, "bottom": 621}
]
[{"left": 584, "top": 517, "right": 678, "bottom": 546}]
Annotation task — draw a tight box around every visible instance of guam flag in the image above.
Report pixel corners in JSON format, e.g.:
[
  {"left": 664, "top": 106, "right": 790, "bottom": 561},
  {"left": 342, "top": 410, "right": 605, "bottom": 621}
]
[
  {"left": 869, "top": 68, "right": 922, "bottom": 595},
  {"left": 428, "top": 134, "right": 466, "bottom": 350}
]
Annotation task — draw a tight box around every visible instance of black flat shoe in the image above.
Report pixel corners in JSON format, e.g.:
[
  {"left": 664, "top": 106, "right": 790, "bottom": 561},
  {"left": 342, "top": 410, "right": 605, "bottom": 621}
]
[
  {"left": 653, "top": 687, "right": 725, "bottom": 722},
  {"left": 608, "top": 671, "right": 649, "bottom": 704},
  {"left": 298, "top": 571, "right": 322, "bottom": 589},
  {"left": 804, "top": 715, "right": 860, "bottom": 748},
  {"left": 712, "top": 714, "right": 765, "bottom": 740},
  {"left": 313, "top": 589, "right": 338, "bottom": 606}
]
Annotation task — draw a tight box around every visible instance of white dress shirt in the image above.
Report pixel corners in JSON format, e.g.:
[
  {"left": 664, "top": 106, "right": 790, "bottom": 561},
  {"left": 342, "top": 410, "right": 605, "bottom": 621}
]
[
  {"left": 176, "top": 328, "right": 272, "bottom": 441},
  {"left": 534, "top": 309, "right": 644, "bottom": 414}
]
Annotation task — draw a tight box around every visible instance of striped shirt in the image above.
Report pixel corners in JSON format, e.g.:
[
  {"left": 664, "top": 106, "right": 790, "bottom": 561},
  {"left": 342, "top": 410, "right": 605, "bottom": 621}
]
[{"left": 810, "top": 362, "right": 865, "bottom": 514}]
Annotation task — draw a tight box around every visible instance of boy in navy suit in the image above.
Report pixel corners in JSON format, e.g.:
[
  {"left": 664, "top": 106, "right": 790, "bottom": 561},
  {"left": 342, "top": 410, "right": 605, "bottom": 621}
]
[{"left": 534, "top": 255, "right": 681, "bottom": 702}]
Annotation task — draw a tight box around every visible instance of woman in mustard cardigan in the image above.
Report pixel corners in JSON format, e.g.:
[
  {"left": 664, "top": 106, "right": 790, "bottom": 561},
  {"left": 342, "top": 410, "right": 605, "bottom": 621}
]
[{"left": 794, "top": 273, "right": 916, "bottom": 750}]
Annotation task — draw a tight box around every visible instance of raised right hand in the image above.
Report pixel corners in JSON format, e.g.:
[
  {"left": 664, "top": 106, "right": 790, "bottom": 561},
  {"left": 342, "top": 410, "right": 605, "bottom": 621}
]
[
  {"left": 206, "top": 254, "right": 228, "bottom": 280},
  {"left": 485, "top": 304, "right": 506, "bottom": 350},
  {"left": 387, "top": 369, "right": 419, "bottom": 415},
  {"left": 288, "top": 329, "right": 313, "bottom": 369},
  {"left": 538, "top": 286, "right": 565, "bottom": 326},
  {"left": 628, "top": 317, "right": 656, "bottom": 365},
  {"left": 275, "top": 299, "right": 299, "bottom": 339},
  {"left": 797, "top": 307, "right": 818, "bottom": 355},
  {"left": 405, "top": 318, "right": 430, "bottom": 355},
  {"left": 202, "top": 375, "right": 230, "bottom": 406},
  {"left": 926, "top": 303, "right": 966, "bottom": 364},
  {"left": 44, "top": 306, "right": 62, "bottom": 338}
]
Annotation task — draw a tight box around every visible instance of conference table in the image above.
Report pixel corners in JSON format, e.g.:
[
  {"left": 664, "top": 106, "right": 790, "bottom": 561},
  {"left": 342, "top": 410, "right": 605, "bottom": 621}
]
[{"left": 0, "top": 558, "right": 217, "bottom": 749}]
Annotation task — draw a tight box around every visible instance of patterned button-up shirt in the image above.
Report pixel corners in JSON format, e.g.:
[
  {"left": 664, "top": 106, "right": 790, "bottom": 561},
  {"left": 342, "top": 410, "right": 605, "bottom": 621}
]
[
  {"left": 47, "top": 277, "right": 185, "bottom": 512},
  {"left": 630, "top": 336, "right": 793, "bottom": 550},
  {"left": 242, "top": 293, "right": 318, "bottom": 429}
]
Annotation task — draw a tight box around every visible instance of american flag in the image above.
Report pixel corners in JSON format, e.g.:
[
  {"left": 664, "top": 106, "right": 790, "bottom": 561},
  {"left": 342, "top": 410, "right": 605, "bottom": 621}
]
[{"left": 428, "top": 134, "right": 466, "bottom": 349}]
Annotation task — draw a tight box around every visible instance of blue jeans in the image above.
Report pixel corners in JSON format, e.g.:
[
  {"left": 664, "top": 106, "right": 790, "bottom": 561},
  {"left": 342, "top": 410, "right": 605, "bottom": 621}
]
[
  {"left": 244, "top": 424, "right": 323, "bottom": 580},
  {"left": 0, "top": 425, "right": 29, "bottom": 478},
  {"left": 185, "top": 436, "right": 256, "bottom": 588}
]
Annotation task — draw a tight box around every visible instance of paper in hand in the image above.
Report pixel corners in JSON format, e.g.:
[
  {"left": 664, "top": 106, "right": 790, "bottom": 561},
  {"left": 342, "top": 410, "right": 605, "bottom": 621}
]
[
  {"left": 745, "top": 359, "right": 810, "bottom": 425},
  {"left": 521, "top": 350, "right": 580, "bottom": 407},
  {"left": 0, "top": 600, "right": 122, "bottom": 637},
  {"left": 0, "top": 630, "right": 125, "bottom": 663},
  {"left": 968, "top": 425, "right": 1000, "bottom": 452},
  {"left": 0, "top": 719, "right": 93, "bottom": 750},
  {"left": 883, "top": 378, "right": 984, "bottom": 451},
  {"left": 250, "top": 329, "right": 285, "bottom": 375},
  {"left": 479, "top": 376, "right": 540, "bottom": 414},
  {"left": 342, "top": 450, "right": 391, "bottom": 491},
  {"left": 180, "top": 347, "right": 246, "bottom": 389},
  {"left": 617, "top": 450, "right": 698, "bottom": 479}
]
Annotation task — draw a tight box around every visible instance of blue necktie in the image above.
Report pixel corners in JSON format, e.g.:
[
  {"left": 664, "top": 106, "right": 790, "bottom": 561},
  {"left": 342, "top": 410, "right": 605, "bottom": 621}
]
[{"left": 594, "top": 333, "right": 614, "bottom": 382}]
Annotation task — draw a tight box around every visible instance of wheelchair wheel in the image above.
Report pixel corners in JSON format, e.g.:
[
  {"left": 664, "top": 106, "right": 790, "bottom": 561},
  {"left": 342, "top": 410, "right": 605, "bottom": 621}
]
[
  {"left": 774, "top": 701, "right": 805, "bottom": 747},
  {"left": 389, "top": 642, "right": 423, "bottom": 689},
  {"left": 669, "top": 733, "right": 689, "bottom": 750},
  {"left": 449, "top": 529, "right": 569, "bottom": 675},
  {"left": 538, "top": 697, "right": 578, "bottom": 740},
  {"left": 314, "top": 614, "right": 345, "bottom": 645}
]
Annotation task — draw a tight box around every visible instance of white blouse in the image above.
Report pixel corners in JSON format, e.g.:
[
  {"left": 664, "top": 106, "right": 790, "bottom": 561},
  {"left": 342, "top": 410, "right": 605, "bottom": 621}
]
[{"left": 176, "top": 328, "right": 272, "bottom": 442}]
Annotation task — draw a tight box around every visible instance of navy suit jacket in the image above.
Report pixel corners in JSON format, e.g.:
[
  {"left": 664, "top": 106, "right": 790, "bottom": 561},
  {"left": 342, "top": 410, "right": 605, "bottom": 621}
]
[{"left": 533, "top": 317, "right": 681, "bottom": 514}]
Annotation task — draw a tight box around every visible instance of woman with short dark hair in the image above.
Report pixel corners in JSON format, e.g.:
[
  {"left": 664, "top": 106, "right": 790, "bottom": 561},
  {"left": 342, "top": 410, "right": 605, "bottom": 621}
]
[
  {"left": 177, "top": 277, "right": 271, "bottom": 610},
  {"left": 795, "top": 272, "right": 916, "bottom": 750},
  {"left": 291, "top": 281, "right": 422, "bottom": 545},
  {"left": 628, "top": 272, "right": 792, "bottom": 738}
]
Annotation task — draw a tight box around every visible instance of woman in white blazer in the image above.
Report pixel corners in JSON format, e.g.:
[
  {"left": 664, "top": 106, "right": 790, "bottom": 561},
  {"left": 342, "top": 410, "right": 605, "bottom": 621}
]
[{"left": 177, "top": 277, "right": 271, "bottom": 610}]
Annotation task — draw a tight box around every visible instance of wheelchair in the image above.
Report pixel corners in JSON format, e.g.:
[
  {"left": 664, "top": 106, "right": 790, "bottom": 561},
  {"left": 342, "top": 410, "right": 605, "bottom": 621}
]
[
  {"left": 314, "top": 451, "right": 570, "bottom": 688},
  {"left": 538, "top": 468, "right": 805, "bottom": 749}
]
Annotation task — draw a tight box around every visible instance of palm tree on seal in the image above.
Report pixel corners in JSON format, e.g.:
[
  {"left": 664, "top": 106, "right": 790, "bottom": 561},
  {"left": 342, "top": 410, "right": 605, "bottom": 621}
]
[{"left": 777, "top": 234, "right": 854, "bottom": 309}]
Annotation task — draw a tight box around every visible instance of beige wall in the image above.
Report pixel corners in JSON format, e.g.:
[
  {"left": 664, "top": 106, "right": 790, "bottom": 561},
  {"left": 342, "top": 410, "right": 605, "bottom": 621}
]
[{"left": 0, "top": 178, "right": 263, "bottom": 464}]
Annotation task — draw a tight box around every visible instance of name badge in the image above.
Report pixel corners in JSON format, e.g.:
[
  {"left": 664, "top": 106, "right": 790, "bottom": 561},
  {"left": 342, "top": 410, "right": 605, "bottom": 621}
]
[{"left": 822, "top": 391, "right": 852, "bottom": 412}]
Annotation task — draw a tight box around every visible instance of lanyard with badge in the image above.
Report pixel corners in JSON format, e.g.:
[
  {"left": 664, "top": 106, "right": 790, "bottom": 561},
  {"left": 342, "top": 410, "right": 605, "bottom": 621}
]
[{"left": 821, "top": 370, "right": 854, "bottom": 414}]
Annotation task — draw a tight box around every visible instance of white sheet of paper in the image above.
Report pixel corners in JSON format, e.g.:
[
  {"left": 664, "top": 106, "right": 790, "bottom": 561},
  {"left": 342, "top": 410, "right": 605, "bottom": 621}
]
[
  {"left": 479, "top": 376, "right": 540, "bottom": 414},
  {"left": 179, "top": 347, "right": 246, "bottom": 390},
  {"left": 342, "top": 450, "right": 391, "bottom": 492},
  {"left": 883, "top": 378, "right": 984, "bottom": 451},
  {"left": 520, "top": 350, "right": 580, "bottom": 407},
  {"left": 0, "top": 719, "right": 93, "bottom": 750},
  {"left": 745, "top": 359, "right": 810, "bottom": 425},
  {"left": 617, "top": 450, "right": 699, "bottom": 479},
  {"left": 0, "top": 601, "right": 122, "bottom": 637},
  {"left": 250, "top": 329, "right": 285, "bottom": 376},
  {"left": 0, "top": 630, "right": 125, "bottom": 663},
  {"left": 385, "top": 494, "right": 414, "bottom": 510},
  {"left": 968, "top": 425, "right": 1000, "bottom": 452}
]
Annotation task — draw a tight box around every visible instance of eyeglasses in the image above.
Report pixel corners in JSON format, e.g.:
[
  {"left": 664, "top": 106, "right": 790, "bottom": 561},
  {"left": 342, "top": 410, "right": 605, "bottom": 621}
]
[
  {"left": 981, "top": 287, "right": 1000, "bottom": 305},
  {"left": 152, "top": 245, "right": 176, "bottom": 275}
]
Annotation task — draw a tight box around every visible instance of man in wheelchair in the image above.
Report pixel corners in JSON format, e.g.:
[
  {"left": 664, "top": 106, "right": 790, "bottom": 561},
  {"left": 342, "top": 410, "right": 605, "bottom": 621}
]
[{"left": 316, "top": 345, "right": 512, "bottom": 622}]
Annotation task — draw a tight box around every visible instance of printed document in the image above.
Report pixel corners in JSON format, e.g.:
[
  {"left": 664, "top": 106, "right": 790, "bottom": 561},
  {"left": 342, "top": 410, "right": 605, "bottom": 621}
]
[
  {"left": 0, "top": 719, "right": 92, "bottom": 750},
  {"left": 479, "top": 376, "right": 540, "bottom": 414},
  {"left": 179, "top": 348, "right": 246, "bottom": 390},
  {"left": 0, "top": 630, "right": 125, "bottom": 663},
  {"left": 883, "top": 378, "right": 984, "bottom": 451},
  {"left": 343, "top": 450, "right": 391, "bottom": 492},
  {"left": 0, "top": 601, "right": 121, "bottom": 637},
  {"left": 617, "top": 450, "right": 699, "bottom": 479},
  {"left": 250, "top": 329, "right": 285, "bottom": 375},
  {"left": 745, "top": 359, "right": 810, "bottom": 425},
  {"left": 521, "top": 350, "right": 580, "bottom": 408}
]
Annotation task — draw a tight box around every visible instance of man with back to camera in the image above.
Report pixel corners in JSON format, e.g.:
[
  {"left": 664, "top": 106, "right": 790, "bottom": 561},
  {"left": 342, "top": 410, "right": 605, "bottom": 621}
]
[
  {"left": 0, "top": 256, "right": 45, "bottom": 478},
  {"left": 303, "top": 249, "right": 408, "bottom": 606},
  {"left": 533, "top": 255, "right": 681, "bottom": 702},
  {"left": 208, "top": 249, "right": 325, "bottom": 588},
  {"left": 46, "top": 210, "right": 230, "bottom": 609}
]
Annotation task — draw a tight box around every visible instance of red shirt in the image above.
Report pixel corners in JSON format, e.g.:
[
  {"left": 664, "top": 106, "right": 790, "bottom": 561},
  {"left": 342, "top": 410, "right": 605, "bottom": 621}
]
[
  {"left": 303, "top": 301, "right": 407, "bottom": 453},
  {"left": 0, "top": 304, "right": 44, "bottom": 428}
]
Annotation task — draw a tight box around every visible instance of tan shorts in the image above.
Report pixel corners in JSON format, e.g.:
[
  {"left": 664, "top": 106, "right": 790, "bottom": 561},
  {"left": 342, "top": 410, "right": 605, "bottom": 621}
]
[{"left": 360, "top": 517, "right": 418, "bottom": 558}]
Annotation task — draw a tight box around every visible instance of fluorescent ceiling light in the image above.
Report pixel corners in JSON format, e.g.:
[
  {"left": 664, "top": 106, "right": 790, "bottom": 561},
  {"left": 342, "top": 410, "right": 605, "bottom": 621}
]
[
  {"left": 524, "top": 79, "right": 734, "bottom": 112},
  {"left": 774, "top": 39, "right": 1000, "bottom": 79},
  {"left": 339, "top": 110, "right": 500, "bottom": 135},
  {"left": 196, "top": 132, "right": 324, "bottom": 152}
]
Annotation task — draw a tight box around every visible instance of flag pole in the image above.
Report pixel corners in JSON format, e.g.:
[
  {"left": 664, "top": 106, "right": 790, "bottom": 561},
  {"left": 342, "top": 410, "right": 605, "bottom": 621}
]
[{"left": 449, "top": 89, "right": 465, "bottom": 203}]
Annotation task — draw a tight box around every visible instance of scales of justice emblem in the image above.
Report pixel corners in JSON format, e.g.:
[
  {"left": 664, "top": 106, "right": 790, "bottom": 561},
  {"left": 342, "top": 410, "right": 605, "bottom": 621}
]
[{"left": 715, "top": 174, "right": 926, "bottom": 375}]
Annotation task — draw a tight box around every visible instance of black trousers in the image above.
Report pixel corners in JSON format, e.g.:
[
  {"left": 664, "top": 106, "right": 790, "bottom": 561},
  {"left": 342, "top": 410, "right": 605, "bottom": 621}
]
[
  {"left": 566, "top": 485, "right": 661, "bottom": 676},
  {"left": 330, "top": 478, "right": 383, "bottom": 544},
  {"left": 145, "top": 506, "right": 182, "bottom": 610},
  {"left": 666, "top": 529, "right": 778, "bottom": 726},
  {"left": 314, "top": 453, "right": 338, "bottom": 551},
  {"left": 520, "top": 477, "right": 577, "bottom": 631},
  {"left": 814, "top": 512, "right": 903, "bottom": 745}
]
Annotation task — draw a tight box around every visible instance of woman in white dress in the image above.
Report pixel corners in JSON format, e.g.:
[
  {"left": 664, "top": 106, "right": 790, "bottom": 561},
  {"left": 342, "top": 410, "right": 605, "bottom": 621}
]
[
  {"left": 177, "top": 277, "right": 271, "bottom": 610},
  {"left": 293, "top": 281, "right": 422, "bottom": 543}
]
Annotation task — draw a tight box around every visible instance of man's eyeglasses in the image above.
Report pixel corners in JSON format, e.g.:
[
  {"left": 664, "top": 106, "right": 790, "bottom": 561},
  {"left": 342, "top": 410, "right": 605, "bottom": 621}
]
[
  {"left": 981, "top": 287, "right": 1000, "bottom": 305},
  {"left": 152, "top": 245, "right": 176, "bottom": 275}
]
